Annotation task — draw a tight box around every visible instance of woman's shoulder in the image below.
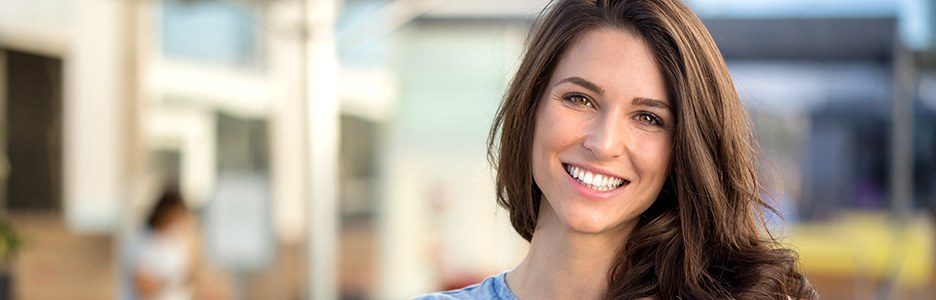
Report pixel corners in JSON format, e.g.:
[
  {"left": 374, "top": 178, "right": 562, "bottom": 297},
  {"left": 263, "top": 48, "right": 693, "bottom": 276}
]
[{"left": 412, "top": 272, "right": 517, "bottom": 300}]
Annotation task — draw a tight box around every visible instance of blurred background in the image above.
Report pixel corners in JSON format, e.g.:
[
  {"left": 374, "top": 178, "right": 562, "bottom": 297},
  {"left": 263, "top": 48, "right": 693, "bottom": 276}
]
[{"left": 0, "top": 0, "right": 934, "bottom": 299}]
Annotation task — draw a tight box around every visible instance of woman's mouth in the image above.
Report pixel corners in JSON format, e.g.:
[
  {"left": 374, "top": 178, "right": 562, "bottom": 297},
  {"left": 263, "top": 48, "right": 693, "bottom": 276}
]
[{"left": 562, "top": 163, "right": 628, "bottom": 192}]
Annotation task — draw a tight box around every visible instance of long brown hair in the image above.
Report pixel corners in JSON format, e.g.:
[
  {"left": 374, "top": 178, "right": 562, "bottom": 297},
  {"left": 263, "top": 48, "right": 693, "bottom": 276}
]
[{"left": 487, "top": 0, "right": 816, "bottom": 298}]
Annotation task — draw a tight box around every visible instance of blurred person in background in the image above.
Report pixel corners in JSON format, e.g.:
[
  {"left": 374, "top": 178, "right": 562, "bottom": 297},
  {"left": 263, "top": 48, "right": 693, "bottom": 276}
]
[
  {"left": 132, "top": 188, "right": 193, "bottom": 300},
  {"left": 417, "top": 0, "right": 816, "bottom": 299},
  {"left": 126, "top": 188, "right": 227, "bottom": 300}
]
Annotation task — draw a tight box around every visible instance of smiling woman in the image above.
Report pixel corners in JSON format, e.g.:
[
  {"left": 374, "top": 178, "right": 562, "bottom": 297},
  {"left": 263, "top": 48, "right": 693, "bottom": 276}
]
[
  {"left": 415, "top": 0, "right": 816, "bottom": 299},
  {"left": 530, "top": 28, "right": 673, "bottom": 238}
]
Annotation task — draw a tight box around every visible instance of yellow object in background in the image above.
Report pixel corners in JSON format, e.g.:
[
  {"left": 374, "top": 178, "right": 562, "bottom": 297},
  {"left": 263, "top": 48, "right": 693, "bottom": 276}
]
[{"left": 786, "top": 211, "right": 933, "bottom": 288}]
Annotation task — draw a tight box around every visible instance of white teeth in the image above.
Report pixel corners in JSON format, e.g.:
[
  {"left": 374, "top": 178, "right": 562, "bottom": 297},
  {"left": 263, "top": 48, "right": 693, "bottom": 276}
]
[{"left": 564, "top": 164, "right": 626, "bottom": 191}]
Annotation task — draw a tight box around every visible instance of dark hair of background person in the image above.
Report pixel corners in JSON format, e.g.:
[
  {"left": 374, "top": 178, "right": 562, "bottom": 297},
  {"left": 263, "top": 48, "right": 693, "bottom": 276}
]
[
  {"left": 146, "top": 187, "right": 188, "bottom": 231},
  {"left": 486, "top": 0, "right": 817, "bottom": 298}
]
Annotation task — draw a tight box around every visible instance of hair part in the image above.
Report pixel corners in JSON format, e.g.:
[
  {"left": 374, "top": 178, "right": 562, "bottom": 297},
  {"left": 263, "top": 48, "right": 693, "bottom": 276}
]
[{"left": 487, "top": 0, "right": 816, "bottom": 298}]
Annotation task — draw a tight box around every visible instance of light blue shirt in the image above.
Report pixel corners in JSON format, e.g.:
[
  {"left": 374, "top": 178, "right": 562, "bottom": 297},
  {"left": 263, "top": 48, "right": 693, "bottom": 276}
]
[{"left": 413, "top": 272, "right": 518, "bottom": 300}]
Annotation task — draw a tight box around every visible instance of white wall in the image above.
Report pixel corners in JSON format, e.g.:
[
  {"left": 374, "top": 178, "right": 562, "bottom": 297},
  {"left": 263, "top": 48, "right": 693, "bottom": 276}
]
[{"left": 63, "top": 0, "right": 130, "bottom": 232}]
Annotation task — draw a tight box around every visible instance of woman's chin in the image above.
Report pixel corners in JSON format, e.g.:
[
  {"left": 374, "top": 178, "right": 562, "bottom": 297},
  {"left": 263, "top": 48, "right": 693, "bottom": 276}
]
[
  {"left": 561, "top": 215, "right": 617, "bottom": 234},
  {"left": 556, "top": 207, "right": 636, "bottom": 236}
]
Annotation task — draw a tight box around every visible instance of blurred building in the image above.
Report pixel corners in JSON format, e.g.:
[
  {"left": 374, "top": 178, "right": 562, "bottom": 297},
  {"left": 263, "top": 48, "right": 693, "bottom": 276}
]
[
  {"left": 699, "top": 1, "right": 936, "bottom": 297},
  {"left": 2, "top": 0, "right": 129, "bottom": 298},
  {"left": 0, "top": 0, "right": 313, "bottom": 298}
]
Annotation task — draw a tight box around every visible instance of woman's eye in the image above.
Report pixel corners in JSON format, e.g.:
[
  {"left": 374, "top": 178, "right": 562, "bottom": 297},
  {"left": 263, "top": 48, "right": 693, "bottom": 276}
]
[
  {"left": 635, "top": 113, "right": 663, "bottom": 126},
  {"left": 565, "top": 94, "right": 594, "bottom": 108}
]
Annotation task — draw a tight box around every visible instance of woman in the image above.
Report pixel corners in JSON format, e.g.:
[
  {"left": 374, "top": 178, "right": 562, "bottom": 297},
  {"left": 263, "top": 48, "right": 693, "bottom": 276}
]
[
  {"left": 418, "top": 0, "right": 815, "bottom": 299},
  {"left": 131, "top": 189, "right": 196, "bottom": 300}
]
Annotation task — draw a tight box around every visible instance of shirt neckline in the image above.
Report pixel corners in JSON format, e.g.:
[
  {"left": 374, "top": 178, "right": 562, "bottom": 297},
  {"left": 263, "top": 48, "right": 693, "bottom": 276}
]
[{"left": 494, "top": 271, "right": 519, "bottom": 300}]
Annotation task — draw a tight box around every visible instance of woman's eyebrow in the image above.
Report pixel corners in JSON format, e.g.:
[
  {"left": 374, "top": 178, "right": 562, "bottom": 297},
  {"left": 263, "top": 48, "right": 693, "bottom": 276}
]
[
  {"left": 556, "top": 76, "right": 604, "bottom": 96},
  {"left": 557, "top": 77, "right": 668, "bottom": 110},
  {"left": 632, "top": 97, "right": 670, "bottom": 110}
]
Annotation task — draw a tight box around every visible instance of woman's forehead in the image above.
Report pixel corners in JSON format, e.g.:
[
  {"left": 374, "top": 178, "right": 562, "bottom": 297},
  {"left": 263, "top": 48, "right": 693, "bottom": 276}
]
[{"left": 550, "top": 28, "right": 669, "bottom": 105}]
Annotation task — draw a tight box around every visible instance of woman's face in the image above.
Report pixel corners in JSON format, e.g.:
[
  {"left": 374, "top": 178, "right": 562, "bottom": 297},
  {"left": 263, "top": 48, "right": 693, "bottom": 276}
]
[{"left": 531, "top": 28, "right": 673, "bottom": 235}]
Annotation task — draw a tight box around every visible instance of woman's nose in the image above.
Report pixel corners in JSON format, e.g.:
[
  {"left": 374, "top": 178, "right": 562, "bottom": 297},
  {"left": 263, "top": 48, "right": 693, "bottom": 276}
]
[{"left": 582, "top": 114, "right": 626, "bottom": 161}]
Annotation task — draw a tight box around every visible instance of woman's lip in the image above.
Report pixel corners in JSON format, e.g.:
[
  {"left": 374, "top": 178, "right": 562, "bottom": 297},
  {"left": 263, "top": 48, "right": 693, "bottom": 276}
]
[{"left": 563, "top": 164, "right": 629, "bottom": 201}]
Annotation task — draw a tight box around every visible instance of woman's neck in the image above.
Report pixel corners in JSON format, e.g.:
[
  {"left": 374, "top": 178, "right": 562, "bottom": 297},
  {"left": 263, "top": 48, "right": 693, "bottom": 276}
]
[{"left": 506, "top": 202, "right": 635, "bottom": 300}]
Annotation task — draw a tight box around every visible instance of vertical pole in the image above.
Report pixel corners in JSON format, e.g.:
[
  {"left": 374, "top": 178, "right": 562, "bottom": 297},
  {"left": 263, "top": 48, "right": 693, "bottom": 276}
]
[
  {"left": 304, "top": 0, "right": 340, "bottom": 299},
  {"left": 890, "top": 43, "right": 915, "bottom": 223},
  {"left": 877, "top": 41, "right": 916, "bottom": 299}
]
